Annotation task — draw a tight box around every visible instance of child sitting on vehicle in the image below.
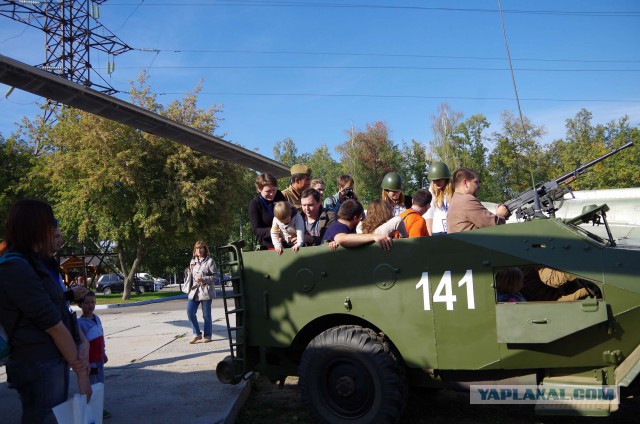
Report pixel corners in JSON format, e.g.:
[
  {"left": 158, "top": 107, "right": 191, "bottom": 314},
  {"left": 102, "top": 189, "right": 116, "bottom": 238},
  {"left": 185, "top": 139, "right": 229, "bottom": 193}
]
[
  {"left": 495, "top": 267, "right": 526, "bottom": 302},
  {"left": 270, "top": 201, "right": 305, "bottom": 255}
]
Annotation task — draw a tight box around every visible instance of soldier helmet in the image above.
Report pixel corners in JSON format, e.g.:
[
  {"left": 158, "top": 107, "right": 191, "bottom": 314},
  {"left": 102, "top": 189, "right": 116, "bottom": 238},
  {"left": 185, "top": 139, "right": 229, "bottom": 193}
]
[
  {"left": 428, "top": 161, "right": 451, "bottom": 180},
  {"left": 381, "top": 172, "right": 403, "bottom": 191}
]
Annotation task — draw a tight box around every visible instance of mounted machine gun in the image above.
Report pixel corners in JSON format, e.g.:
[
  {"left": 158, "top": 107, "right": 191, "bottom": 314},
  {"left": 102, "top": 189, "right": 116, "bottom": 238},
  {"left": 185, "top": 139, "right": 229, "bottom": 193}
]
[{"left": 504, "top": 141, "right": 634, "bottom": 221}]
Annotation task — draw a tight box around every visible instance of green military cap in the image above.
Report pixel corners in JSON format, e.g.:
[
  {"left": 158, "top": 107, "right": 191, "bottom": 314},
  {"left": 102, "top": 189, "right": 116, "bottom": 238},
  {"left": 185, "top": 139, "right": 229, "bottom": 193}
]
[{"left": 290, "top": 164, "right": 312, "bottom": 176}]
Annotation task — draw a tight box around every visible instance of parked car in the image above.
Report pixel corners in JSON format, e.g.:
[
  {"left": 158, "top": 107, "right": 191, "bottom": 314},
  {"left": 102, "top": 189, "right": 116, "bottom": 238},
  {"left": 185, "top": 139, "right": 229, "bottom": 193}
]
[
  {"left": 136, "top": 273, "right": 163, "bottom": 291},
  {"left": 95, "top": 273, "right": 124, "bottom": 295},
  {"left": 217, "top": 275, "right": 234, "bottom": 287},
  {"left": 134, "top": 274, "right": 158, "bottom": 293},
  {"left": 153, "top": 276, "right": 168, "bottom": 288}
]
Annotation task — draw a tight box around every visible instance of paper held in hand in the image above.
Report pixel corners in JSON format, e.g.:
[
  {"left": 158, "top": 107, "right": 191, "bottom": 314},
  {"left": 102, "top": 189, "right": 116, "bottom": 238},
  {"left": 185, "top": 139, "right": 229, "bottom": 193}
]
[{"left": 53, "top": 382, "right": 104, "bottom": 424}]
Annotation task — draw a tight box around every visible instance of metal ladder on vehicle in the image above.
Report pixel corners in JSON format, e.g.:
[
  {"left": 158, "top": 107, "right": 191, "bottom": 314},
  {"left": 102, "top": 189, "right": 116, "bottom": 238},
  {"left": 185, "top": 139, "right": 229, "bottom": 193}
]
[{"left": 216, "top": 241, "right": 247, "bottom": 384}]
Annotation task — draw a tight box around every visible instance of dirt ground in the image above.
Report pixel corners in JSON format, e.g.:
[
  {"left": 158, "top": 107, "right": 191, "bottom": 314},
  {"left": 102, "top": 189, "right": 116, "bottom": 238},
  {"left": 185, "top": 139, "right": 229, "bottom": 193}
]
[{"left": 235, "top": 375, "right": 640, "bottom": 424}]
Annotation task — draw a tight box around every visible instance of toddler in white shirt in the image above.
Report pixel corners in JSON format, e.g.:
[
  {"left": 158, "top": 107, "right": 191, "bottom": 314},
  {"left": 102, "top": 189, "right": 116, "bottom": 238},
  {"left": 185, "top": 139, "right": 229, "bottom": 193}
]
[{"left": 270, "top": 201, "right": 305, "bottom": 255}]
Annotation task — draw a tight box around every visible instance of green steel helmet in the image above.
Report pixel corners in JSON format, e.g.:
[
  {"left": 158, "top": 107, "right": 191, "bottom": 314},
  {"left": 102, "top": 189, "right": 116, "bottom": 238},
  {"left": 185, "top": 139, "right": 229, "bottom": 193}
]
[
  {"left": 381, "top": 172, "right": 403, "bottom": 191},
  {"left": 428, "top": 161, "right": 451, "bottom": 180}
]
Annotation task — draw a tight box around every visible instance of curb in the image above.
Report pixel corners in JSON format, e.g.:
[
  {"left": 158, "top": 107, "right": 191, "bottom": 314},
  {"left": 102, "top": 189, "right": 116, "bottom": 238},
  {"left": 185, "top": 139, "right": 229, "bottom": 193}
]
[
  {"left": 71, "top": 293, "right": 187, "bottom": 311},
  {"left": 225, "top": 379, "right": 252, "bottom": 424}
]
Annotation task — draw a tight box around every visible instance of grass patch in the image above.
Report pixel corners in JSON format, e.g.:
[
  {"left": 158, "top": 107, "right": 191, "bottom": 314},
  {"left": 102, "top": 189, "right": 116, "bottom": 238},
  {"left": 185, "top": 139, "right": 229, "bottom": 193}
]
[{"left": 95, "top": 291, "right": 183, "bottom": 305}]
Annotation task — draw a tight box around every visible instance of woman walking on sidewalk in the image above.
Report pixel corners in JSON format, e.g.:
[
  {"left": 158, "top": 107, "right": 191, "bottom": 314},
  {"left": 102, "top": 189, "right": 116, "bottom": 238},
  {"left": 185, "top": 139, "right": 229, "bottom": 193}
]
[{"left": 186, "top": 241, "right": 219, "bottom": 344}]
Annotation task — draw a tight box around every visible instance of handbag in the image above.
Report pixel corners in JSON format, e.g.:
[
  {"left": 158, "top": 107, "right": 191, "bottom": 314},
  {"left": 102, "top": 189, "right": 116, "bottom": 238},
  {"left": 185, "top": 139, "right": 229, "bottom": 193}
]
[{"left": 181, "top": 268, "right": 193, "bottom": 294}]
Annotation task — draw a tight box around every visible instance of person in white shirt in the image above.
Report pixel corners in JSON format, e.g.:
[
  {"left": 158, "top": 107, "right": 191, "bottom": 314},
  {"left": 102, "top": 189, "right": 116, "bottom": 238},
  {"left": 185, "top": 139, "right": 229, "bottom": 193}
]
[
  {"left": 271, "top": 201, "right": 305, "bottom": 255},
  {"left": 424, "top": 161, "right": 453, "bottom": 235}
]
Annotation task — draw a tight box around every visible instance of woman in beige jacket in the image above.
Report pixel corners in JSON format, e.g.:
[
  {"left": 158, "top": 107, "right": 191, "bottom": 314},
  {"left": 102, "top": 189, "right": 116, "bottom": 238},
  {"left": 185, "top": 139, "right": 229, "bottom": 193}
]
[{"left": 186, "top": 241, "right": 219, "bottom": 344}]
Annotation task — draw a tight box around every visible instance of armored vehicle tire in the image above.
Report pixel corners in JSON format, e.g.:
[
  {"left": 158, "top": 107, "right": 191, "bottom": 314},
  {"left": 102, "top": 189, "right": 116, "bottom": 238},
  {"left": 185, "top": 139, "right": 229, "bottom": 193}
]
[{"left": 299, "top": 325, "right": 407, "bottom": 424}]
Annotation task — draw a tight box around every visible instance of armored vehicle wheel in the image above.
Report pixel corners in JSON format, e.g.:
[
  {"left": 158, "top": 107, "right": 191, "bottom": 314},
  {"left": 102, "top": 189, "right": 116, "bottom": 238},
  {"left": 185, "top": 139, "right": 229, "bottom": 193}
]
[{"left": 299, "top": 325, "right": 407, "bottom": 424}]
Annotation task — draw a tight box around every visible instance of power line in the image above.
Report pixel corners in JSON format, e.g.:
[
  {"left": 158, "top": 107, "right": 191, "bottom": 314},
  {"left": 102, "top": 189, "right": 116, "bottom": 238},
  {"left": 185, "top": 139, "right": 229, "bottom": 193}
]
[
  {"left": 113, "top": 65, "right": 640, "bottom": 72},
  {"left": 136, "top": 90, "right": 640, "bottom": 103},
  {"left": 132, "top": 48, "right": 640, "bottom": 64},
  {"left": 112, "top": 0, "right": 146, "bottom": 31},
  {"left": 106, "top": 1, "right": 640, "bottom": 17}
]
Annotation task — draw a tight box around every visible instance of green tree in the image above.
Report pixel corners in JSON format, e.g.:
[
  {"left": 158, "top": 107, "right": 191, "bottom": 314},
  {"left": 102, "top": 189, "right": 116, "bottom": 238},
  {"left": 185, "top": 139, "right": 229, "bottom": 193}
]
[
  {"left": 273, "top": 137, "right": 298, "bottom": 167},
  {"left": 273, "top": 137, "right": 299, "bottom": 188},
  {"left": 0, "top": 133, "right": 36, "bottom": 226},
  {"left": 29, "top": 74, "right": 248, "bottom": 299},
  {"left": 450, "top": 114, "right": 490, "bottom": 183},
  {"left": 298, "top": 144, "right": 340, "bottom": 197},
  {"left": 485, "top": 111, "right": 546, "bottom": 202},
  {"left": 336, "top": 121, "right": 402, "bottom": 203},
  {"left": 400, "top": 140, "right": 428, "bottom": 194},
  {"left": 429, "top": 103, "right": 463, "bottom": 167},
  {"left": 552, "top": 109, "right": 640, "bottom": 190}
]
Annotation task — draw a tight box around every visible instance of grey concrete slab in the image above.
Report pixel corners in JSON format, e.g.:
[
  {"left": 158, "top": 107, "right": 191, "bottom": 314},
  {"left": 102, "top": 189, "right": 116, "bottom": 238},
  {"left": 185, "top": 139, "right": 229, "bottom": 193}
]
[{"left": 0, "top": 298, "right": 248, "bottom": 424}]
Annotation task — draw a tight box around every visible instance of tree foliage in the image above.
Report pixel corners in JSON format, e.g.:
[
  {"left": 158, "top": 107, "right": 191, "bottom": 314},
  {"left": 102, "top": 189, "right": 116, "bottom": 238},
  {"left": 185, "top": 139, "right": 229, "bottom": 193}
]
[
  {"left": 298, "top": 144, "right": 340, "bottom": 197},
  {"left": 551, "top": 109, "right": 640, "bottom": 190},
  {"left": 450, "top": 114, "right": 490, "bottom": 180},
  {"left": 0, "top": 134, "right": 36, "bottom": 227},
  {"left": 273, "top": 137, "right": 298, "bottom": 167},
  {"left": 429, "top": 103, "right": 464, "bottom": 167},
  {"left": 484, "top": 111, "right": 546, "bottom": 202},
  {"left": 27, "top": 74, "right": 247, "bottom": 298},
  {"left": 336, "top": 121, "right": 402, "bottom": 203},
  {"left": 272, "top": 137, "right": 299, "bottom": 188},
  {"left": 400, "top": 140, "right": 428, "bottom": 194}
]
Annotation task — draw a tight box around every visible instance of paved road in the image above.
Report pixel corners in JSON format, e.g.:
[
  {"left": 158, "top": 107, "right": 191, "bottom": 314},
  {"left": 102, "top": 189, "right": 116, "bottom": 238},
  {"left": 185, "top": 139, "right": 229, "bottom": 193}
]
[{"left": 0, "top": 297, "right": 248, "bottom": 424}]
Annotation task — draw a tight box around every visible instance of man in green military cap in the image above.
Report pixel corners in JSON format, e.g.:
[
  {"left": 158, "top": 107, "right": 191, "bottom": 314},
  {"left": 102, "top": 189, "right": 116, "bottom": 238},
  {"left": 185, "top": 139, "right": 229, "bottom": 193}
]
[{"left": 282, "top": 164, "right": 312, "bottom": 214}]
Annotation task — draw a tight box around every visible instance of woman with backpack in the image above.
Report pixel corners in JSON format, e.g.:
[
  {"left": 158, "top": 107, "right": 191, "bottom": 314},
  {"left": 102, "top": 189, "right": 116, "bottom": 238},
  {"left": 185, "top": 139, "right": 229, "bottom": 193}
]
[{"left": 0, "top": 199, "right": 91, "bottom": 423}]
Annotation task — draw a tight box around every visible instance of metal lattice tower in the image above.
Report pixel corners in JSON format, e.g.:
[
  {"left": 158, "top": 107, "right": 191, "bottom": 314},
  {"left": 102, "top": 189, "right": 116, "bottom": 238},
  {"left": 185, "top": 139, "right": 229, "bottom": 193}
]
[{"left": 0, "top": 0, "right": 131, "bottom": 94}]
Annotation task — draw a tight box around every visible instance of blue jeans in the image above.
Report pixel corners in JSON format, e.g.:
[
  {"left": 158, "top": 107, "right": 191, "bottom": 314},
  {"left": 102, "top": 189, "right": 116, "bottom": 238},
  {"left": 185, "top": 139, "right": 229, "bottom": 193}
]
[
  {"left": 187, "top": 299, "right": 212, "bottom": 338},
  {"left": 7, "top": 357, "right": 68, "bottom": 424}
]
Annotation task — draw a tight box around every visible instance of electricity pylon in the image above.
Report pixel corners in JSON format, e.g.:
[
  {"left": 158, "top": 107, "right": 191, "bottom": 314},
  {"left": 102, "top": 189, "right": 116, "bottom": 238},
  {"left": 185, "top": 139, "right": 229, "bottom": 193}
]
[{"left": 0, "top": 0, "right": 131, "bottom": 94}]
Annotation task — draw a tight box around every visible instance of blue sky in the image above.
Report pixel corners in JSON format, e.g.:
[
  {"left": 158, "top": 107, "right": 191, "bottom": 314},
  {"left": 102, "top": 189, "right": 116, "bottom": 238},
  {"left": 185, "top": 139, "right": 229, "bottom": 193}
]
[{"left": 1, "top": 0, "right": 638, "bottom": 160}]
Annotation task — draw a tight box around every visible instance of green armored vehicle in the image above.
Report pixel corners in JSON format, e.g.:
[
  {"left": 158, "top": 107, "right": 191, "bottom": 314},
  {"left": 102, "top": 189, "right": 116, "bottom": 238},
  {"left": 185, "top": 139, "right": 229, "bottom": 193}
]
[{"left": 215, "top": 147, "right": 639, "bottom": 424}]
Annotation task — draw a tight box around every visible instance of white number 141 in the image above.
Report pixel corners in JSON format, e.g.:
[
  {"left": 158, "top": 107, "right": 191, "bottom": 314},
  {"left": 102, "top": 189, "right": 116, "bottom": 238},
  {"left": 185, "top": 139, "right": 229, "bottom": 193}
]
[{"left": 415, "top": 270, "right": 475, "bottom": 311}]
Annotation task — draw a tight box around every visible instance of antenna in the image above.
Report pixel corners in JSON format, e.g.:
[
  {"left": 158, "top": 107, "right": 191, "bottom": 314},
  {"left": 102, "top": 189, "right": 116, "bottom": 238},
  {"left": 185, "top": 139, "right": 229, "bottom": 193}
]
[{"left": 497, "top": 0, "right": 543, "bottom": 217}]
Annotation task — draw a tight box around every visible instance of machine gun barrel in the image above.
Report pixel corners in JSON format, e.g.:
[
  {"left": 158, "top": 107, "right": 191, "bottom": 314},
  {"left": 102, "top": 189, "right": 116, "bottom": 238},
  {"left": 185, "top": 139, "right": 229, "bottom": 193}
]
[
  {"left": 554, "top": 141, "right": 634, "bottom": 185},
  {"left": 504, "top": 141, "right": 634, "bottom": 219}
]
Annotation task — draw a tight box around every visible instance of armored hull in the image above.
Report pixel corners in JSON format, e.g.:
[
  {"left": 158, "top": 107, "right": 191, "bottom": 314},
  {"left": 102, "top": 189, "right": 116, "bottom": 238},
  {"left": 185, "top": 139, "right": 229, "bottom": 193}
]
[{"left": 217, "top": 209, "right": 640, "bottom": 422}]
